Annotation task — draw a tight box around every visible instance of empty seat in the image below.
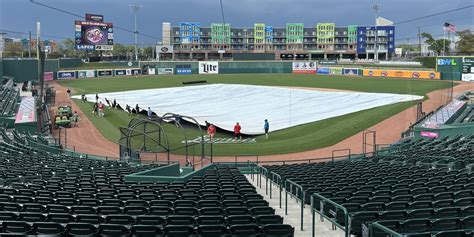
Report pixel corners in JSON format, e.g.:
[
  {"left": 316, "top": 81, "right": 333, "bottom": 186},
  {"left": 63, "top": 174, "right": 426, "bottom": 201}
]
[
  {"left": 379, "top": 210, "right": 407, "bottom": 221},
  {"left": 432, "top": 217, "right": 461, "bottom": 231},
  {"left": 261, "top": 224, "right": 294, "bottom": 237},
  {"left": 47, "top": 213, "right": 75, "bottom": 223},
  {"left": 46, "top": 204, "right": 70, "bottom": 214},
  {"left": 386, "top": 202, "right": 409, "bottom": 210},
  {"left": 167, "top": 215, "right": 195, "bottom": 225},
  {"left": 1, "top": 202, "right": 22, "bottom": 212},
  {"left": 201, "top": 207, "right": 224, "bottom": 216},
  {"left": 2, "top": 221, "right": 32, "bottom": 234},
  {"left": 105, "top": 214, "right": 135, "bottom": 225},
  {"left": 197, "top": 215, "right": 226, "bottom": 225},
  {"left": 255, "top": 214, "right": 283, "bottom": 225},
  {"left": 97, "top": 206, "right": 122, "bottom": 215},
  {"left": 33, "top": 222, "right": 65, "bottom": 236},
  {"left": 18, "top": 212, "right": 46, "bottom": 222},
  {"left": 228, "top": 215, "right": 254, "bottom": 225},
  {"left": 434, "top": 230, "right": 472, "bottom": 237},
  {"left": 123, "top": 206, "right": 148, "bottom": 216},
  {"left": 196, "top": 225, "right": 227, "bottom": 237},
  {"left": 0, "top": 211, "right": 18, "bottom": 221},
  {"left": 76, "top": 214, "right": 105, "bottom": 224},
  {"left": 174, "top": 207, "right": 199, "bottom": 216},
  {"left": 436, "top": 207, "right": 462, "bottom": 218},
  {"left": 400, "top": 219, "right": 431, "bottom": 233},
  {"left": 102, "top": 199, "right": 124, "bottom": 207},
  {"left": 71, "top": 206, "right": 96, "bottom": 215},
  {"left": 150, "top": 200, "right": 173, "bottom": 207},
  {"left": 174, "top": 200, "right": 197, "bottom": 208},
  {"left": 249, "top": 206, "right": 275, "bottom": 216},
  {"left": 361, "top": 202, "right": 385, "bottom": 212},
  {"left": 23, "top": 203, "right": 46, "bottom": 213},
  {"left": 126, "top": 199, "right": 149, "bottom": 207},
  {"left": 131, "top": 225, "right": 162, "bottom": 237},
  {"left": 226, "top": 207, "right": 249, "bottom": 215},
  {"left": 164, "top": 225, "right": 194, "bottom": 237},
  {"left": 150, "top": 206, "right": 173, "bottom": 216},
  {"left": 230, "top": 224, "right": 260, "bottom": 237},
  {"left": 136, "top": 215, "right": 166, "bottom": 226},
  {"left": 246, "top": 199, "right": 269, "bottom": 208},
  {"left": 197, "top": 200, "right": 221, "bottom": 209},
  {"left": 98, "top": 224, "right": 130, "bottom": 236},
  {"left": 349, "top": 212, "right": 379, "bottom": 236}
]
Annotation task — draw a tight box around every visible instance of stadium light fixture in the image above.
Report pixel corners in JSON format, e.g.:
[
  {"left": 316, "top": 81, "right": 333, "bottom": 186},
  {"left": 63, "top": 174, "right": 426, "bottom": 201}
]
[
  {"left": 129, "top": 4, "right": 143, "bottom": 61},
  {"left": 371, "top": 3, "right": 381, "bottom": 61}
]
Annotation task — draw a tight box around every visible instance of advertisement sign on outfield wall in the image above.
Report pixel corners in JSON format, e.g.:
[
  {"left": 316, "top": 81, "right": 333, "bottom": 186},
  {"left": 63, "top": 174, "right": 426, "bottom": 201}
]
[
  {"left": 316, "top": 67, "right": 330, "bottom": 75},
  {"left": 292, "top": 62, "right": 316, "bottom": 74},
  {"left": 363, "top": 69, "right": 440, "bottom": 80},
  {"left": 329, "top": 68, "right": 343, "bottom": 75},
  {"left": 199, "top": 61, "right": 219, "bottom": 74},
  {"left": 462, "top": 74, "right": 474, "bottom": 82},
  {"left": 158, "top": 68, "right": 174, "bottom": 75},
  {"left": 148, "top": 68, "right": 156, "bottom": 75},
  {"left": 97, "top": 69, "right": 114, "bottom": 77},
  {"left": 176, "top": 65, "right": 192, "bottom": 74},
  {"left": 57, "top": 71, "right": 77, "bottom": 79},
  {"left": 114, "top": 69, "right": 126, "bottom": 76},
  {"left": 43, "top": 72, "right": 54, "bottom": 81},
  {"left": 115, "top": 68, "right": 141, "bottom": 76},
  {"left": 420, "top": 131, "right": 439, "bottom": 138},
  {"left": 77, "top": 70, "right": 96, "bottom": 78},
  {"left": 343, "top": 68, "right": 361, "bottom": 76},
  {"left": 131, "top": 69, "right": 142, "bottom": 75}
]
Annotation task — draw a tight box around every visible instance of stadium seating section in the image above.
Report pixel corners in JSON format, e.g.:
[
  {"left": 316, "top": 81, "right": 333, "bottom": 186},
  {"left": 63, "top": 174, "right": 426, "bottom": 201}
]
[
  {"left": 421, "top": 100, "right": 466, "bottom": 128},
  {"left": 379, "top": 135, "right": 474, "bottom": 168},
  {"left": 0, "top": 84, "right": 19, "bottom": 117},
  {"left": 265, "top": 134, "right": 474, "bottom": 237},
  {"left": 0, "top": 128, "right": 294, "bottom": 236}
]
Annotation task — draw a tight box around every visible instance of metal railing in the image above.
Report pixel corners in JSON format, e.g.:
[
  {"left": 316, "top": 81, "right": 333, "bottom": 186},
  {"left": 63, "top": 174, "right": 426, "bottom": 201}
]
[
  {"left": 285, "top": 179, "right": 305, "bottom": 231},
  {"left": 310, "top": 193, "right": 349, "bottom": 237},
  {"left": 269, "top": 171, "right": 283, "bottom": 208}
]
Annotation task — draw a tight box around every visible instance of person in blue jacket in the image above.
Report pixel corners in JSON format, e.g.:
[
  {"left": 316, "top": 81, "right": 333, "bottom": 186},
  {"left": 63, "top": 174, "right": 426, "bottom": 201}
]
[{"left": 264, "top": 119, "right": 270, "bottom": 139}]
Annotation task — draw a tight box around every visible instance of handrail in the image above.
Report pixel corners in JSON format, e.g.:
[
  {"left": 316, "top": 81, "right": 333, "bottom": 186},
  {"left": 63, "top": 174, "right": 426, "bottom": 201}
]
[
  {"left": 256, "top": 154, "right": 354, "bottom": 165},
  {"left": 370, "top": 222, "right": 403, "bottom": 237},
  {"left": 260, "top": 166, "right": 269, "bottom": 195},
  {"left": 310, "top": 192, "right": 349, "bottom": 237},
  {"left": 234, "top": 154, "right": 259, "bottom": 164},
  {"left": 285, "top": 179, "right": 305, "bottom": 231},
  {"left": 269, "top": 171, "right": 283, "bottom": 208},
  {"left": 331, "top": 149, "right": 351, "bottom": 160}
]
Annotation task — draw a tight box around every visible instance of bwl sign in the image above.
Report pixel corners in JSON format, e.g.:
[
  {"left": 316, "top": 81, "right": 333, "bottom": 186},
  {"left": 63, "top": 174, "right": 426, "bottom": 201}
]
[{"left": 199, "top": 61, "right": 219, "bottom": 74}]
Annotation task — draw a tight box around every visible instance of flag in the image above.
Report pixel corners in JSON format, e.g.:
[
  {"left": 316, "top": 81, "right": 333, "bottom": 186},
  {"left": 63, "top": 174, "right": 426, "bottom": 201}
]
[{"left": 443, "top": 22, "right": 456, "bottom": 33}]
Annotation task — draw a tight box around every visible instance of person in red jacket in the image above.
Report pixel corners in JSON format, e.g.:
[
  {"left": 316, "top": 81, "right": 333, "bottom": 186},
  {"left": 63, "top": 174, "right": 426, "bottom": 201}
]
[
  {"left": 234, "top": 122, "right": 241, "bottom": 142},
  {"left": 207, "top": 123, "right": 216, "bottom": 143}
]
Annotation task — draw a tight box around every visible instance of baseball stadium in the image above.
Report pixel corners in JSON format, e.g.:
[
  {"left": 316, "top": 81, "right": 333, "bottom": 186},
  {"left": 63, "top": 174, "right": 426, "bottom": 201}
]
[{"left": 0, "top": 0, "right": 473, "bottom": 237}]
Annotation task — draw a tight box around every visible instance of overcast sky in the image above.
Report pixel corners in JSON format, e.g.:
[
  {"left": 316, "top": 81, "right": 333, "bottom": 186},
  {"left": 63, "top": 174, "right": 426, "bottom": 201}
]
[{"left": 0, "top": 0, "right": 473, "bottom": 45}]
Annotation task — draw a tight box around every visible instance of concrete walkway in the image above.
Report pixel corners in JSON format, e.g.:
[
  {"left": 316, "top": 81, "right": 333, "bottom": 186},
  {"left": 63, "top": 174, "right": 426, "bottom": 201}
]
[{"left": 246, "top": 174, "right": 346, "bottom": 237}]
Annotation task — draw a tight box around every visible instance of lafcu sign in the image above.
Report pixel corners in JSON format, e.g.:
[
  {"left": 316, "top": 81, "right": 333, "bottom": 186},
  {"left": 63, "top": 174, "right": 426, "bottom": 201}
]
[
  {"left": 437, "top": 58, "right": 457, "bottom": 66},
  {"left": 199, "top": 61, "right": 219, "bottom": 74}
]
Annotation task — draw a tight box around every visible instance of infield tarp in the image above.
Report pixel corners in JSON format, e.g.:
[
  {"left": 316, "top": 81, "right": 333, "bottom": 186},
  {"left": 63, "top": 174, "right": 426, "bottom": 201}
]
[{"left": 74, "top": 84, "right": 423, "bottom": 135}]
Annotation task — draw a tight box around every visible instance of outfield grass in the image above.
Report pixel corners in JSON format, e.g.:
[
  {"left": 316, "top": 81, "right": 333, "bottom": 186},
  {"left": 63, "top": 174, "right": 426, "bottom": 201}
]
[
  {"left": 59, "top": 73, "right": 451, "bottom": 96},
  {"left": 60, "top": 74, "right": 454, "bottom": 156}
]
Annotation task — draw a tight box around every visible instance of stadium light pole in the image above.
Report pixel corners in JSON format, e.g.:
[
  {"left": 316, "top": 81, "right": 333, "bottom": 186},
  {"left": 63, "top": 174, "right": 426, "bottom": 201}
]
[
  {"left": 129, "top": 4, "right": 142, "bottom": 61},
  {"left": 371, "top": 3, "right": 381, "bottom": 61}
]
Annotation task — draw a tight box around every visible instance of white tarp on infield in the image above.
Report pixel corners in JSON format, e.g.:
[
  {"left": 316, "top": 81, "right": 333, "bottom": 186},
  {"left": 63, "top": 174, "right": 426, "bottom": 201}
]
[{"left": 74, "top": 84, "right": 423, "bottom": 135}]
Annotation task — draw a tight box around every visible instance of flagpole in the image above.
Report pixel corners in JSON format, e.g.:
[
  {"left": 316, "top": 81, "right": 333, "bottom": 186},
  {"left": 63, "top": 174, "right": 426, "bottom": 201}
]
[
  {"left": 443, "top": 27, "right": 446, "bottom": 56},
  {"left": 447, "top": 31, "right": 450, "bottom": 56}
]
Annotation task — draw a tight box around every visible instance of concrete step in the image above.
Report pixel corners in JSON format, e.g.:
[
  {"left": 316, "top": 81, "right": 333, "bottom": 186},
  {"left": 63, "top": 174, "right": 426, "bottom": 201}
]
[{"left": 246, "top": 174, "right": 346, "bottom": 237}]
